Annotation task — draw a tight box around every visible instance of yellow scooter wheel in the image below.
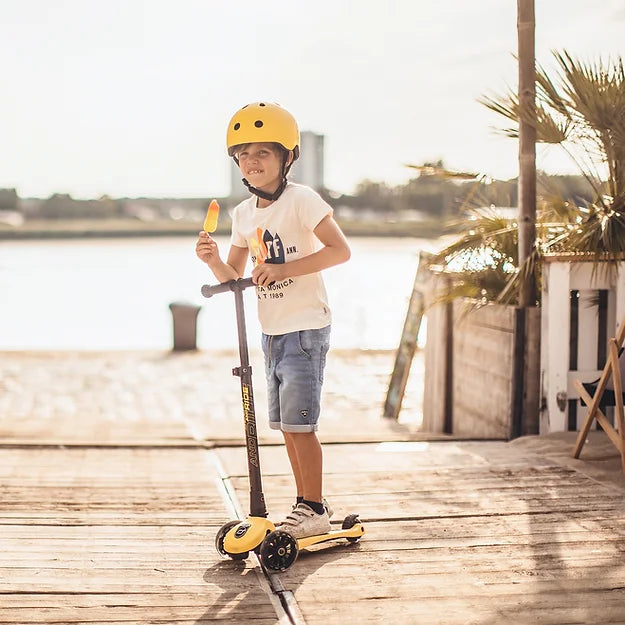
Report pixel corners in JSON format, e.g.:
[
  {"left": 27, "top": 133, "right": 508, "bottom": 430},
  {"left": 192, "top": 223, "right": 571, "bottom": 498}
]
[
  {"left": 259, "top": 530, "right": 298, "bottom": 571},
  {"left": 215, "top": 521, "right": 249, "bottom": 560}
]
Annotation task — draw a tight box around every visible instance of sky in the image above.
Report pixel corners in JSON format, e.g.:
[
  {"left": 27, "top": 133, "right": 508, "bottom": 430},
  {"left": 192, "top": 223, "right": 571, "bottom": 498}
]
[{"left": 1, "top": 0, "right": 625, "bottom": 200}]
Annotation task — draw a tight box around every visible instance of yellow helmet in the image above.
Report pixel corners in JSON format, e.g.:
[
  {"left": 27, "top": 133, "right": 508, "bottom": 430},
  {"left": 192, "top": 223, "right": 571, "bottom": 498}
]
[{"left": 226, "top": 102, "right": 300, "bottom": 160}]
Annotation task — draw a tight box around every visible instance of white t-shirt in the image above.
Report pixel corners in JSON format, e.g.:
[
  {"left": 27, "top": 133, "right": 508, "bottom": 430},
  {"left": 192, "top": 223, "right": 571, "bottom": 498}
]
[{"left": 230, "top": 182, "right": 333, "bottom": 335}]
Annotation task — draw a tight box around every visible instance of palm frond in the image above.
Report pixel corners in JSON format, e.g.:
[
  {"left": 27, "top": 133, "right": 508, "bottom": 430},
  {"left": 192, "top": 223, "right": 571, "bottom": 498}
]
[
  {"left": 433, "top": 51, "right": 625, "bottom": 308},
  {"left": 478, "top": 92, "right": 520, "bottom": 139},
  {"left": 535, "top": 61, "right": 570, "bottom": 117},
  {"left": 479, "top": 91, "right": 568, "bottom": 144},
  {"left": 404, "top": 163, "right": 479, "bottom": 180}
]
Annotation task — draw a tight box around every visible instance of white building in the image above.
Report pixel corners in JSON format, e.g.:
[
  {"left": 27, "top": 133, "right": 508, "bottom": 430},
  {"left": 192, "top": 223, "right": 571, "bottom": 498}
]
[{"left": 230, "top": 130, "right": 325, "bottom": 199}]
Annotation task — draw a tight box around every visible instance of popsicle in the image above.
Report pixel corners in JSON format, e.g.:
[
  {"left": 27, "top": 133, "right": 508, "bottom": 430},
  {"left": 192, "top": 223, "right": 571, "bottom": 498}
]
[
  {"left": 256, "top": 227, "right": 268, "bottom": 264},
  {"left": 203, "top": 199, "right": 220, "bottom": 233}
]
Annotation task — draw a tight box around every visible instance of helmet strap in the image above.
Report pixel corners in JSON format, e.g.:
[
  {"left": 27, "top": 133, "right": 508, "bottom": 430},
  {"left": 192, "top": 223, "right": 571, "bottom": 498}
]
[
  {"left": 242, "top": 176, "right": 288, "bottom": 201},
  {"left": 236, "top": 149, "right": 292, "bottom": 202}
]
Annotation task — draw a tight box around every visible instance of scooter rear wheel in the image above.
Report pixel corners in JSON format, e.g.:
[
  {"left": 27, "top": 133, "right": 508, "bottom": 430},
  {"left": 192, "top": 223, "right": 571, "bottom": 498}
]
[
  {"left": 259, "top": 530, "right": 299, "bottom": 571},
  {"left": 215, "top": 520, "right": 249, "bottom": 560}
]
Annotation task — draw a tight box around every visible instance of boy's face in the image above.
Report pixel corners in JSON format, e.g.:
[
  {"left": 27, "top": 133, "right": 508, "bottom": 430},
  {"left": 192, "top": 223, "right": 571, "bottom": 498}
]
[{"left": 236, "top": 143, "right": 285, "bottom": 193}]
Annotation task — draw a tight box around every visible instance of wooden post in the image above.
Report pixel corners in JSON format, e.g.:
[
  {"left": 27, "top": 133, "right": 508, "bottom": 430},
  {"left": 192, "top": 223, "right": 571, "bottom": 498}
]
[
  {"left": 511, "top": 307, "right": 527, "bottom": 438},
  {"left": 443, "top": 278, "right": 454, "bottom": 434},
  {"left": 517, "top": 0, "right": 537, "bottom": 307}
]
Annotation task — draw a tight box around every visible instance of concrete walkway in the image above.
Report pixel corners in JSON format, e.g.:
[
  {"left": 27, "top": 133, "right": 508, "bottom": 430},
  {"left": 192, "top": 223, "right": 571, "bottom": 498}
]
[{"left": 1, "top": 350, "right": 625, "bottom": 624}]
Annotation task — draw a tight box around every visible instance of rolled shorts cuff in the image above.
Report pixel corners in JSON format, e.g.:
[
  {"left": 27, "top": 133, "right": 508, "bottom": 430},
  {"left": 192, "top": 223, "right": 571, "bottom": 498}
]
[{"left": 269, "top": 422, "right": 319, "bottom": 433}]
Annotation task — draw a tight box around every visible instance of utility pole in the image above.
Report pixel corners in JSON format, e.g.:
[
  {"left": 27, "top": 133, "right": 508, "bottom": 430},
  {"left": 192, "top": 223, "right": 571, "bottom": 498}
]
[{"left": 517, "top": 0, "right": 537, "bottom": 307}]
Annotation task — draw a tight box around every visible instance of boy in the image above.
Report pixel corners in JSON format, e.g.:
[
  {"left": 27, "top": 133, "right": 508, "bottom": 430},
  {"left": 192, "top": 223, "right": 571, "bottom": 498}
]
[{"left": 195, "top": 101, "right": 350, "bottom": 539}]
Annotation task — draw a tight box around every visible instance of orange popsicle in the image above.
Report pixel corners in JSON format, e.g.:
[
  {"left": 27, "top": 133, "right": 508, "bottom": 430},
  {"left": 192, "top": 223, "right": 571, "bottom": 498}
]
[
  {"left": 203, "top": 199, "right": 220, "bottom": 232},
  {"left": 256, "top": 227, "right": 268, "bottom": 263}
]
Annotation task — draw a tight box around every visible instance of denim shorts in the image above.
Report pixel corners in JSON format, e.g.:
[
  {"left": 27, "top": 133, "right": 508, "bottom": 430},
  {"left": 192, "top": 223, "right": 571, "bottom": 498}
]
[{"left": 262, "top": 325, "right": 331, "bottom": 432}]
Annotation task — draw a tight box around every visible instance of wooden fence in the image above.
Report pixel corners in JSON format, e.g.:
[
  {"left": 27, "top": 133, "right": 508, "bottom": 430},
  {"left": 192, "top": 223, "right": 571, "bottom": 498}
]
[{"left": 423, "top": 285, "right": 540, "bottom": 439}]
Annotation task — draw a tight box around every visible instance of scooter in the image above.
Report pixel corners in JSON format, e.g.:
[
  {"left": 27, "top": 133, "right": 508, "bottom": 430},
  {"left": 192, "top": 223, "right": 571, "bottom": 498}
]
[{"left": 201, "top": 277, "right": 364, "bottom": 571}]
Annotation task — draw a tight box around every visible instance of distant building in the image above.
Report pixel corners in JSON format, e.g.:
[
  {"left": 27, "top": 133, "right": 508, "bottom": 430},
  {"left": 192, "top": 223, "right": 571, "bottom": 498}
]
[
  {"left": 230, "top": 130, "right": 325, "bottom": 199},
  {"left": 290, "top": 131, "right": 325, "bottom": 190}
]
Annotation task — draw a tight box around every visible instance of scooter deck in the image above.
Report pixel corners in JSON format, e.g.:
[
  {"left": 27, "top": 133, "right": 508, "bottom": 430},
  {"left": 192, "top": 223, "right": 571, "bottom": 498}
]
[{"left": 219, "top": 516, "right": 365, "bottom": 556}]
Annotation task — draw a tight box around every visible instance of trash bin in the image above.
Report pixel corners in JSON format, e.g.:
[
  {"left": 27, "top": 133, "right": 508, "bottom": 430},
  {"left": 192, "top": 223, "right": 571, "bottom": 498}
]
[{"left": 168, "top": 302, "right": 201, "bottom": 351}]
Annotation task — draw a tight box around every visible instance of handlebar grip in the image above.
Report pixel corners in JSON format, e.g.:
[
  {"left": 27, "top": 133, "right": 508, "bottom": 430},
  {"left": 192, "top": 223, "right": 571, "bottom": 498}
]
[
  {"left": 201, "top": 277, "right": 255, "bottom": 298},
  {"left": 237, "top": 277, "right": 255, "bottom": 290}
]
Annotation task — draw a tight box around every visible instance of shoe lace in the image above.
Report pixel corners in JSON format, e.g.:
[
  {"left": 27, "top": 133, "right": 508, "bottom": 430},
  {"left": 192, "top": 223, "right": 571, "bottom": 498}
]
[{"left": 282, "top": 505, "right": 313, "bottom": 526}]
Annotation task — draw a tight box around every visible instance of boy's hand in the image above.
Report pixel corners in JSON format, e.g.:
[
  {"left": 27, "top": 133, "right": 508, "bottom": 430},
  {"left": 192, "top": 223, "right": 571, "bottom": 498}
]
[
  {"left": 252, "top": 262, "right": 286, "bottom": 287},
  {"left": 196, "top": 231, "right": 220, "bottom": 267}
]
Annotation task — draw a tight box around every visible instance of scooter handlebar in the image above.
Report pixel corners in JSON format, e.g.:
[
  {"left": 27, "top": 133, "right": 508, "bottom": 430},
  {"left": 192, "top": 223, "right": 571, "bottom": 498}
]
[{"left": 201, "top": 277, "right": 255, "bottom": 298}]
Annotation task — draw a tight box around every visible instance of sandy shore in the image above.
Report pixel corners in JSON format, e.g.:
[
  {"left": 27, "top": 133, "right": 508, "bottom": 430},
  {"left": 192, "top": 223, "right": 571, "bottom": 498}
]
[{"left": 0, "top": 348, "right": 425, "bottom": 445}]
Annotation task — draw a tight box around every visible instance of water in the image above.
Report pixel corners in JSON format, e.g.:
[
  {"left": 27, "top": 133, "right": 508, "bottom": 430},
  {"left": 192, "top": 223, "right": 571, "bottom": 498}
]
[{"left": 0, "top": 236, "right": 433, "bottom": 351}]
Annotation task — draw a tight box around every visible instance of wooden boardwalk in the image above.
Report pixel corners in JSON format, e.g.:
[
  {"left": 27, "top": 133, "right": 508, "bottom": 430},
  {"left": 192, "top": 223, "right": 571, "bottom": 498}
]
[
  {"left": 2, "top": 437, "right": 625, "bottom": 624},
  {"left": 2, "top": 351, "right": 625, "bottom": 624},
  {"left": 220, "top": 439, "right": 625, "bottom": 625},
  {"left": 0, "top": 446, "right": 282, "bottom": 624}
]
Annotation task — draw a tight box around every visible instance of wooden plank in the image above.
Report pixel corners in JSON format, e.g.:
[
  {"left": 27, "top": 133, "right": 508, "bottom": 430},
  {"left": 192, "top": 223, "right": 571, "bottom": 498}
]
[
  {"left": 457, "top": 301, "right": 516, "bottom": 330},
  {"left": 218, "top": 441, "right": 625, "bottom": 625},
  {"left": 291, "top": 442, "right": 625, "bottom": 625},
  {"left": 4, "top": 434, "right": 625, "bottom": 624},
  {"left": 299, "top": 600, "right": 625, "bottom": 625},
  {"left": 545, "top": 261, "right": 571, "bottom": 432},
  {"left": 609, "top": 339, "right": 625, "bottom": 473},
  {"left": 422, "top": 276, "right": 452, "bottom": 432},
  {"left": 451, "top": 302, "right": 517, "bottom": 438},
  {"left": 384, "top": 250, "right": 430, "bottom": 419},
  {"left": 0, "top": 447, "right": 281, "bottom": 624}
]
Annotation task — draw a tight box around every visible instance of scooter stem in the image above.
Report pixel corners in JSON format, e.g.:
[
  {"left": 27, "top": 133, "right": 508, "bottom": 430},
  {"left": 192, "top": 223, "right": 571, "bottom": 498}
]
[{"left": 201, "top": 278, "right": 267, "bottom": 518}]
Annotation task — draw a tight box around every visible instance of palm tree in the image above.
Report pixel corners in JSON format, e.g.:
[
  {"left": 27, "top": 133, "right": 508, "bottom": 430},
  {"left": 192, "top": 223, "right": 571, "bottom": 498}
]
[{"left": 432, "top": 51, "right": 625, "bottom": 306}]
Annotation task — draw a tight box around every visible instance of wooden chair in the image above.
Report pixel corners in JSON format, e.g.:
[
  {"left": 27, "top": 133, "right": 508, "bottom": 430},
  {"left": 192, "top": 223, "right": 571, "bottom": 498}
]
[{"left": 572, "top": 318, "right": 625, "bottom": 473}]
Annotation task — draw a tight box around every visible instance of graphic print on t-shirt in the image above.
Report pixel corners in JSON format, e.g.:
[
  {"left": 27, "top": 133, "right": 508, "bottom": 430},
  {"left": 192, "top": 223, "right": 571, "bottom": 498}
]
[
  {"left": 250, "top": 228, "right": 285, "bottom": 266},
  {"left": 262, "top": 229, "right": 285, "bottom": 264},
  {"left": 250, "top": 228, "right": 294, "bottom": 301},
  {"left": 250, "top": 228, "right": 267, "bottom": 266}
]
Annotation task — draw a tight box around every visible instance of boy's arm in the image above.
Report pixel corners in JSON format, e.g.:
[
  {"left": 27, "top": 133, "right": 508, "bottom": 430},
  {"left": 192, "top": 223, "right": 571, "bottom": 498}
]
[
  {"left": 224, "top": 245, "right": 249, "bottom": 279},
  {"left": 252, "top": 215, "right": 350, "bottom": 287},
  {"left": 196, "top": 231, "right": 248, "bottom": 282}
]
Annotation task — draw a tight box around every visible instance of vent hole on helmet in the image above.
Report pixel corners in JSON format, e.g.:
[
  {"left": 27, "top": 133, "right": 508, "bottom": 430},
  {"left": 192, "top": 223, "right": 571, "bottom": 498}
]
[
  {"left": 254, "top": 120, "right": 263, "bottom": 128},
  {"left": 259, "top": 102, "right": 266, "bottom": 106},
  {"left": 233, "top": 122, "right": 240, "bottom": 130}
]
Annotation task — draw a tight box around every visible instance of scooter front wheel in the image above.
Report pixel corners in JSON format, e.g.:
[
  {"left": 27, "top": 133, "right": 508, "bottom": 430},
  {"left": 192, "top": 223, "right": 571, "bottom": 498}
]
[
  {"left": 259, "top": 530, "right": 299, "bottom": 571},
  {"left": 215, "top": 521, "right": 249, "bottom": 561}
]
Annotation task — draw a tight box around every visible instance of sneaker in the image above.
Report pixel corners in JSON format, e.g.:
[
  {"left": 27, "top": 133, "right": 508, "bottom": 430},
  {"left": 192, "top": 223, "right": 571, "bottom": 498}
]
[
  {"left": 281, "top": 498, "right": 334, "bottom": 519},
  {"left": 279, "top": 503, "right": 331, "bottom": 539}
]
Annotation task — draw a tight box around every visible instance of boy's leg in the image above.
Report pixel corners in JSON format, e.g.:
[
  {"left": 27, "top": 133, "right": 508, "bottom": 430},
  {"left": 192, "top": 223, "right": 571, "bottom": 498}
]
[
  {"left": 282, "top": 431, "right": 323, "bottom": 503},
  {"left": 282, "top": 431, "right": 304, "bottom": 498},
  {"left": 278, "top": 430, "right": 330, "bottom": 538},
  {"left": 269, "top": 326, "right": 332, "bottom": 534}
]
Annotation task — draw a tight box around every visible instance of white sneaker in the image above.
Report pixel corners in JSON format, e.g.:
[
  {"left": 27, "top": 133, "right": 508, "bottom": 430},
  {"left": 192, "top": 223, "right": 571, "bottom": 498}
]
[
  {"left": 279, "top": 503, "right": 331, "bottom": 539},
  {"left": 282, "top": 498, "right": 334, "bottom": 519}
]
